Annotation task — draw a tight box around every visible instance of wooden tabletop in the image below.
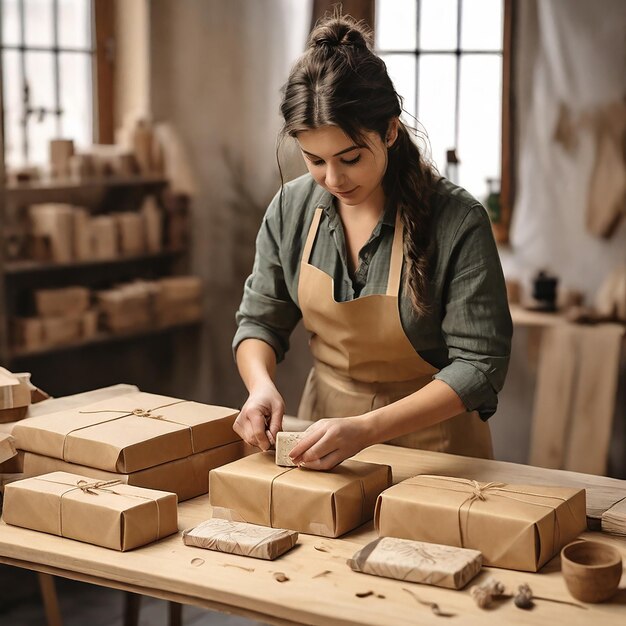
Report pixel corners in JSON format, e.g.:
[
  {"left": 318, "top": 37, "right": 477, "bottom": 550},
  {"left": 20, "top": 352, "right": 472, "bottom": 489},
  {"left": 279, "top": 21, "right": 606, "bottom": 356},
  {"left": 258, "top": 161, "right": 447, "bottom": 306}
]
[{"left": 0, "top": 445, "right": 625, "bottom": 626}]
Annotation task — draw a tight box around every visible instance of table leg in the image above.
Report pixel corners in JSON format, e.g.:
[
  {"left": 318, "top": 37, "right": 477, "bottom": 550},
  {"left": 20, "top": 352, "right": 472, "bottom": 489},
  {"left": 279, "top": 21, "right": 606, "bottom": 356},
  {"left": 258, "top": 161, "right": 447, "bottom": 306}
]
[
  {"left": 124, "top": 592, "right": 141, "bottom": 626},
  {"left": 37, "top": 573, "right": 63, "bottom": 626},
  {"left": 169, "top": 601, "right": 183, "bottom": 626}
]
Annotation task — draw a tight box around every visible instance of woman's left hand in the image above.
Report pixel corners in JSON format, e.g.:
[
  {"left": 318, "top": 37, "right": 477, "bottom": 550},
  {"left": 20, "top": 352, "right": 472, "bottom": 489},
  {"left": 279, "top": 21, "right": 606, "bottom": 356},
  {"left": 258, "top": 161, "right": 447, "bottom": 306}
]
[{"left": 289, "top": 416, "right": 371, "bottom": 470}]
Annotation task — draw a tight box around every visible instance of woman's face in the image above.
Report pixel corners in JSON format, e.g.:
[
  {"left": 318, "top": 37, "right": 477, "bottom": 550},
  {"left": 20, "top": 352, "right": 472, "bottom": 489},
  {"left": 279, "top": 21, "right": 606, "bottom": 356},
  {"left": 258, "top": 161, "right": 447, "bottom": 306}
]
[{"left": 296, "top": 124, "right": 394, "bottom": 210}]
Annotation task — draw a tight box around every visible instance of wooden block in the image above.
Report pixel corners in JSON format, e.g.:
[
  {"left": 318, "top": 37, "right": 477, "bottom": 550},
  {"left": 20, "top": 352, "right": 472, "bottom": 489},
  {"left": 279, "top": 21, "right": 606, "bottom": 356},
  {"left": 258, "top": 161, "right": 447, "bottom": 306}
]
[
  {"left": 275, "top": 432, "right": 306, "bottom": 467},
  {"left": 348, "top": 537, "right": 482, "bottom": 589}
]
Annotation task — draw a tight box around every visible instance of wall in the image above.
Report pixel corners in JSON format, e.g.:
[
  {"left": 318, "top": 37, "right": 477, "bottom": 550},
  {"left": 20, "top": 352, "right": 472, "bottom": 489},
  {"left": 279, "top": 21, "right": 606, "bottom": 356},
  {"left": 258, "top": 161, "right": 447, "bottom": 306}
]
[
  {"left": 145, "top": 0, "right": 312, "bottom": 410},
  {"left": 490, "top": 0, "right": 626, "bottom": 467}
]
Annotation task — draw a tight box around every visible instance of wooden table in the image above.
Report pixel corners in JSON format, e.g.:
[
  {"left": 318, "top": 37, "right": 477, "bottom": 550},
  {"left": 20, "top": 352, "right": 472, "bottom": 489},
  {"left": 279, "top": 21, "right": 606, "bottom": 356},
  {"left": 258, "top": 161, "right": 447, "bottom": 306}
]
[{"left": 0, "top": 445, "right": 625, "bottom": 626}]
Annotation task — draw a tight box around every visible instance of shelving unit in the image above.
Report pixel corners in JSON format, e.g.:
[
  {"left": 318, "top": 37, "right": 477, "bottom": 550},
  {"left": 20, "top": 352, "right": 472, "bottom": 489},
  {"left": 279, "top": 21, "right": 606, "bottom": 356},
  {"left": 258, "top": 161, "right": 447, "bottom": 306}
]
[{"left": 0, "top": 172, "right": 200, "bottom": 397}]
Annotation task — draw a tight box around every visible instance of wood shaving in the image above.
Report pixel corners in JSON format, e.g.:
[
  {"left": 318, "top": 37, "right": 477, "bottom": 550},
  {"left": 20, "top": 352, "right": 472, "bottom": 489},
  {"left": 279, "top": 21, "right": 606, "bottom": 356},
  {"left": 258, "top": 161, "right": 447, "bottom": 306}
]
[
  {"left": 273, "top": 572, "right": 289, "bottom": 582},
  {"left": 222, "top": 564, "right": 255, "bottom": 572},
  {"left": 312, "top": 570, "right": 332, "bottom": 579},
  {"left": 403, "top": 587, "right": 456, "bottom": 618},
  {"left": 190, "top": 558, "right": 205, "bottom": 567},
  {"left": 314, "top": 545, "right": 330, "bottom": 552},
  {"left": 356, "top": 591, "right": 374, "bottom": 598}
]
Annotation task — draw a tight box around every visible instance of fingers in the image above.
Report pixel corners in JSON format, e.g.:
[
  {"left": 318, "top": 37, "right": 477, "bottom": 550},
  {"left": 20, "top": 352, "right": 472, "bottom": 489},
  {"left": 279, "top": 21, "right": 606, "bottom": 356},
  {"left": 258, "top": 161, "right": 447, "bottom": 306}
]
[
  {"left": 267, "top": 401, "right": 285, "bottom": 444},
  {"left": 292, "top": 430, "right": 338, "bottom": 466},
  {"left": 234, "top": 407, "right": 272, "bottom": 451},
  {"left": 299, "top": 449, "right": 344, "bottom": 471},
  {"left": 289, "top": 427, "right": 326, "bottom": 462}
]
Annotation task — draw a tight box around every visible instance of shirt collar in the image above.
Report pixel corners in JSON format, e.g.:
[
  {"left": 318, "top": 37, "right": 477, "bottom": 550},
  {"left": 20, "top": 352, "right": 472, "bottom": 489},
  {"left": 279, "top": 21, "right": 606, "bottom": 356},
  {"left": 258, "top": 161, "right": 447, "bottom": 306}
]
[{"left": 314, "top": 185, "right": 397, "bottom": 230}]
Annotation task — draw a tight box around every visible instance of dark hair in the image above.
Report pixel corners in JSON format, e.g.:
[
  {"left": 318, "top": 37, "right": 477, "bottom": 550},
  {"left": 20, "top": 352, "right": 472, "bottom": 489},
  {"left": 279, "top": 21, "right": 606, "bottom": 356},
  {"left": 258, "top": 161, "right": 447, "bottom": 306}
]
[{"left": 279, "top": 14, "right": 439, "bottom": 316}]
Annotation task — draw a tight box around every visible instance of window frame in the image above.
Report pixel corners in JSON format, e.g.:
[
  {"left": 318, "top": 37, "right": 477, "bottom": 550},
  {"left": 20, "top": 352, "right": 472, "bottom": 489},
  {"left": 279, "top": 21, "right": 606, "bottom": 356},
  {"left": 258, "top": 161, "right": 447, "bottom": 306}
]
[
  {"left": 0, "top": 0, "right": 115, "bottom": 168},
  {"left": 375, "top": 0, "right": 515, "bottom": 243}
]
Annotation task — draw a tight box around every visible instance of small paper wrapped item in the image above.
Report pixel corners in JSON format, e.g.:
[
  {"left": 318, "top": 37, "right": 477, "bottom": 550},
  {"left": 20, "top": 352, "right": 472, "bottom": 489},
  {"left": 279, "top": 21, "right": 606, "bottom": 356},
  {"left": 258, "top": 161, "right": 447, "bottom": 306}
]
[
  {"left": 13, "top": 391, "right": 239, "bottom": 473},
  {"left": 3, "top": 472, "right": 178, "bottom": 551},
  {"left": 0, "top": 368, "right": 32, "bottom": 411},
  {"left": 21, "top": 441, "right": 244, "bottom": 502},
  {"left": 375, "top": 475, "right": 587, "bottom": 572},
  {"left": 348, "top": 537, "right": 482, "bottom": 589},
  {"left": 183, "top": 518, "right": 298, "bottom": 560},
  {"left": 209, "top": 452, "right": 392, "bottom": 538},
  {"left": 0, "top": 433, "right": 17, "bottom": 464}
]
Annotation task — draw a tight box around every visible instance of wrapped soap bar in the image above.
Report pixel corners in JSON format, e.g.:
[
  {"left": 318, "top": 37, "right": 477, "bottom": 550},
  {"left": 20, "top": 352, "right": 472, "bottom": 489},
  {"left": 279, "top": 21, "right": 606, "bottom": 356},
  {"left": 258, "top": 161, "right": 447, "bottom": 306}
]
[
  {"left": 348, "top": 537, "right": 482, "bottom": 589},
  {"left": 183, "top": 518, "right": 298, "bottom": 560},
  {"left": 275, "top": 432, "right": 305, "bottom": 467},
  {"left": 3, "top": 471, "right": 178, "bottom": 551}
]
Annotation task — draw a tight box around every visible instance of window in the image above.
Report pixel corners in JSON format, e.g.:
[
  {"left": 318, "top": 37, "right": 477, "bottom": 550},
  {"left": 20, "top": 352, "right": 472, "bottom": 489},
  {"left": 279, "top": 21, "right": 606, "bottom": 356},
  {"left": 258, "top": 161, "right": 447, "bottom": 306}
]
[
  {"left": 0, "top": 0, "right": 112, "bottom": 170},
  {"left": 376, "top": 0, "right": 507, "bottom": 209}
]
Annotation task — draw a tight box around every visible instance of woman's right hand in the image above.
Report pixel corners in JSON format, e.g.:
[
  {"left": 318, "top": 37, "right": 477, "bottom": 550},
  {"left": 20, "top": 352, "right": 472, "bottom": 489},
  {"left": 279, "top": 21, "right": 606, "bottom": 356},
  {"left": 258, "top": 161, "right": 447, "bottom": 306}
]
[{"left": 233, "top": 382, "right": 285, "bottom": 452}]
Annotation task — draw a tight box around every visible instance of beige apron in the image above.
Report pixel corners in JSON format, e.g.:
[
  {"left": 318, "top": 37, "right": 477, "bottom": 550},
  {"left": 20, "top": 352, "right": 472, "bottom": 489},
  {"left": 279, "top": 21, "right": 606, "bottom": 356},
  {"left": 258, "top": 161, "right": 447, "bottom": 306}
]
[{"left": 296, "top": 207, "right": 493, "bottom": 459}]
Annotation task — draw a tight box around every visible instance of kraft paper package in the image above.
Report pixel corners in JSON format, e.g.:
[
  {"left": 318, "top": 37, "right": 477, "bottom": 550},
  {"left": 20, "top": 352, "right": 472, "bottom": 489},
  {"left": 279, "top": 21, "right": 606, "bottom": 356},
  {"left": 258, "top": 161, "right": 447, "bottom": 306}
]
[
  {"left": 348, "top": 536, "right": 482, "bottom": 589},
  {"left": 20, "top": 441, "right": 244, "bottom": 502},
  {"left": 3, "top": 471, "right": 178, "bottom": 551},
  {"left": 209, "top": 452, "right": 392, "bottom": 538},
  {"left": 374, "top": 474, "right": 587, "bottom": 572},
  {"left": 183, "top": 518, "right": 298, "bottom": 560},
  {"left": 12, "top": 391, "right": 239, "bottom": 473}
]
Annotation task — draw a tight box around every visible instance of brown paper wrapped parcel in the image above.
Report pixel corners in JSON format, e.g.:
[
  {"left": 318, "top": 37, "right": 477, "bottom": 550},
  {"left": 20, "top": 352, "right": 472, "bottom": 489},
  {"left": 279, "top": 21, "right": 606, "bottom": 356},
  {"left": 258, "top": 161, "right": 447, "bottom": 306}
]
[
  {"left": 183, "top": 518, "right": 298, "bottom": 560},
  {"left": 348, "top": 537, "right": 482, "bottom": 589},
  {"left": 20, "top": 441, "right": 244, "bottom": 502},
  {"left": 13, "top": 391, "right": 239, "bottom": 473},
  {"left": 374, "top": 475, "right": 586, "bottom": 572},
  {"left": 209, "top": 452, "right": 392, "bottom": 538},
  {"left": 3, "top": 471, "right": 178, "bottom": 551}
]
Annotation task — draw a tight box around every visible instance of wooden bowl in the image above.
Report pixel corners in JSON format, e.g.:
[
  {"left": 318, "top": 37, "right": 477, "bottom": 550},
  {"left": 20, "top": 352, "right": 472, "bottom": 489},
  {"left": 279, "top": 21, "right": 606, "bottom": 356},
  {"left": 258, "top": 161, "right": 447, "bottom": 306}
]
[{"left": 561, "top": 540, "right": 623, "bottom": 603}]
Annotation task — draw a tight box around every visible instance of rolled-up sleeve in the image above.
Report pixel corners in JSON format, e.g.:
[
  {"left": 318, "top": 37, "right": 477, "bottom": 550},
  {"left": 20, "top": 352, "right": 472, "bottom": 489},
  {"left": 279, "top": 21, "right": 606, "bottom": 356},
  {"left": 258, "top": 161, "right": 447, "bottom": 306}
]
[
  {"left": 233, "top": 190, "right": 302, "bottom": 362},
  {"left": 433, "top": 205, "right": 513, "bottom": 420}
]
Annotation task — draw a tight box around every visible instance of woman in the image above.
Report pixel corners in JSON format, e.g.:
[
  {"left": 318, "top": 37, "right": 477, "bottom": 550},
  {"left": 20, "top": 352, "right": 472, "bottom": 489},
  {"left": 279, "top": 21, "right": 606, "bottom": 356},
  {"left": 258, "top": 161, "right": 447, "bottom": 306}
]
[{"left": 232, "top": 15, "right": 512, "bottom": 470}]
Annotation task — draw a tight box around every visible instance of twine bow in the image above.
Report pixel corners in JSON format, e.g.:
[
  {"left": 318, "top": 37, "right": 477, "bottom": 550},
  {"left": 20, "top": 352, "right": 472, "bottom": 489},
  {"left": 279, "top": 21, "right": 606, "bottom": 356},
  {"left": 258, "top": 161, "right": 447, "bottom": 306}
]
[
  {"left": 131, "top": 408, "right": 163, "bottom": 419},
  {"left": 408, "top": 475, "right": 575, "bottom": 560},
  {"left": 75, "top": 478, "right": 123, "bottom": 495}
]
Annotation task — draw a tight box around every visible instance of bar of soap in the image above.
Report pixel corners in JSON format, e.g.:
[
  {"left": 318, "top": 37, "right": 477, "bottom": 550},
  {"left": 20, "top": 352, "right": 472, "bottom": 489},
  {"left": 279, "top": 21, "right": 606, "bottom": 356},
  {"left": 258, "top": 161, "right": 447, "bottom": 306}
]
[
  {"left": 182, "top": 518, "right": 298, "bottom": 560},
  {"left": 348, "top": 537, "right": 482, "bottom": 589},
  {"left": 275, "top": 431, "right": 306, "bottom": 467}
]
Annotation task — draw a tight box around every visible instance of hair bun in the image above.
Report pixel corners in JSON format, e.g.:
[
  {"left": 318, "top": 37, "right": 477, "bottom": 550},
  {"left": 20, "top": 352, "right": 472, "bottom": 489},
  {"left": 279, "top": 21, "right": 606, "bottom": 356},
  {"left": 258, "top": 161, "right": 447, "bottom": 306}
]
[{"left": 308, "top": 16, "right": 372, "bottom": 53}]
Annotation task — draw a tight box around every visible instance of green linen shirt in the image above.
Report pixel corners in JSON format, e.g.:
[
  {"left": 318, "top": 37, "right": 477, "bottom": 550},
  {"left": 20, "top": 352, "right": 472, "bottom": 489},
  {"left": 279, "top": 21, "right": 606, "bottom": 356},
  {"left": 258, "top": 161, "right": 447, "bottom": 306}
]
[{"left": 233, "top": 173, "right": 512, "bottom": 420}]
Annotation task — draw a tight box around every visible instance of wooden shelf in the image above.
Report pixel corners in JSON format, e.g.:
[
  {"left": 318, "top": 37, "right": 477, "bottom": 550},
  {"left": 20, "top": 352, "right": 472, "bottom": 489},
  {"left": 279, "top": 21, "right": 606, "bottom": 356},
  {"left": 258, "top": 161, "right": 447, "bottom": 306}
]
[
  {"left": 509, "top": 304, "right": 568, "bottom": 327},
  {"left": 8, "top": 319, "right": 202, "bottom": 361},
  {"left": 6, "top": 174, "right": 168, "bottom": 197},
  {"left": 5, "top": 248, "right": 185, "bottom": 276}
]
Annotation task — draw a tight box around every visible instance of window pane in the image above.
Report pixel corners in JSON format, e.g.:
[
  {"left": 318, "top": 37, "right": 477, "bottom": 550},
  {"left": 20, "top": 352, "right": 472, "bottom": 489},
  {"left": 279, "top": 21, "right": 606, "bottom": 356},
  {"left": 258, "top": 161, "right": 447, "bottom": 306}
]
[
  {"left": 380, "top": 53, "right": 416, "bottom": 123},
  {"left": 58, "top": 0, "right": 92, "bottom": 49},
  {"left": 375, "top": 0, "right": 416, "bottom": 51},
  {"left": 59, "top": 52, "right": 92, "bottom": 149},
  {"left": 25, "top": 51, "right": 56, "bottom": 110},
  {"left": 417, "top": 54, "right": 456, "bottom": 172},
  {"left": 24, "top": 0, "right": 54, "bottom": 47},
  {"left": 457, "top": 54, "right": 502, "bottom": 199},
  {"left": 2, "top": 50, "right": 24, "bottom": 167},
  {"left": 420, "top": 0, "right": 458, "bottom": 51},
  {"left": 2, "top": 0, "right": 21, "bottom": 46},
  {"left": 461, "top": 0, "right": 503, "bottom": 51}
]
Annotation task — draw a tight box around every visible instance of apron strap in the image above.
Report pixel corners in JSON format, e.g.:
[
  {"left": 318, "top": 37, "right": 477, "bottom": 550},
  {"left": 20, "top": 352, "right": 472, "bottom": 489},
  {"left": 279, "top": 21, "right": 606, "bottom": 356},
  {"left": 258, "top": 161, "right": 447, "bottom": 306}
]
[
  {"left": 301, "top": 207, "right": 324, "bottom": 266},
  {"left": 386, "top": 210, "right": 405, "bottom": 296}
]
